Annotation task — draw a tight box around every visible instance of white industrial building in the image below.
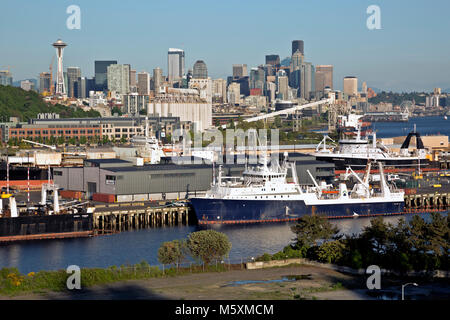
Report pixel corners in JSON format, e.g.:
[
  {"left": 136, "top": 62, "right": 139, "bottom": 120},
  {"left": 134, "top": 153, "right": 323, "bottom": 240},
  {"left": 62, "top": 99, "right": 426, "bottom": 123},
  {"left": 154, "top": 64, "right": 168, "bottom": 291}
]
[{"left": 147, "top": 87, "right": 212, "bottom": 132}]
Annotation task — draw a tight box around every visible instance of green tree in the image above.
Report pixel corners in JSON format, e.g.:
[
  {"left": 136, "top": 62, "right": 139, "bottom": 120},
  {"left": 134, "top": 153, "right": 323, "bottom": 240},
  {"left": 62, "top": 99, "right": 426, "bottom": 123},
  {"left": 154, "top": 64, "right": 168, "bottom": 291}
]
[
  {"left": 317, "top": 240, "right": 345, "bottom": 264},
  {"left": 187, "top": 230, "right": 232, "bottom": 266},
  {"left": 157, "top": 240, "right": 186, "bottom": 268},
  {"left": 291, "top": 215, "right": 339, "bottom": 250}
]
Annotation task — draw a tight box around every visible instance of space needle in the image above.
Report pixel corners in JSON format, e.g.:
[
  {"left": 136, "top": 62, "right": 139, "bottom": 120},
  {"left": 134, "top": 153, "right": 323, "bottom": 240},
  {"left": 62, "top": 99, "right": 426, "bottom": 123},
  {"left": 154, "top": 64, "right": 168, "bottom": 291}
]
[{"left": 52, "top": 39, "right": 67, "bottom": 96}]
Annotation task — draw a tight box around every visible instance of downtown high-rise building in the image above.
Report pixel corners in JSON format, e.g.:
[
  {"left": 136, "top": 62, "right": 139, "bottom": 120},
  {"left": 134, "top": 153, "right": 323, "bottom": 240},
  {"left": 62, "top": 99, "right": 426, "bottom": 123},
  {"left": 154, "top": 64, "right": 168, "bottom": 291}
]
[
  {"left": 95, "top": 60, "right": 117, "bottom": 91},
  {"left": 276, "top": 70, "right": 289, "bottom": 100},
  {"left": 292, "top": 40, "right": 304, "bottom": 55},
  {"left": 213, "top": 78, "right": 227, "bottom": 103},
  {"left": 343, "top": 76, "right": 358, "bottom": 96},
  {"left": 0, "top": 70, "right": 13, "bottom": 86},
  {"left": 66, "top": 67, "right": 81, "bottom": 98},
  {"left": 232, "top": 64, "right": 248, "bottom": 78},
  {"left": 168, "top": 48, "right": 185, "bottom": 82},
  {"left": 300, "top": 62, "right": 315, "bottom": 100},
  {"left": 265, "top": 55, "right": 280, "bottom": 68},
  {"left": 152, "top": 67, "right": 163, "bottom": 91},
  {"left": 107, "top": 64, "right": 130, "bottom": 94},
  {"left": 130, "top": 70, "right": 137, "bottom": 87},
  {"left": 193, "top": 60, "right": 208, "bottom": 79},
  {"left": 250, "top": 66, "right": 265, "bottom": 91},
  {"left": 137, "top": 71, "right": 150, "bottom": 95},
  {"left": 315, "top": 65, "right": 333, "bottom": 91},
  {"left": 291, "top": 50, "right": 304, "bottom": 71},
  {"left": 39, "top": 72, "right": 51, "bottom": 94}
]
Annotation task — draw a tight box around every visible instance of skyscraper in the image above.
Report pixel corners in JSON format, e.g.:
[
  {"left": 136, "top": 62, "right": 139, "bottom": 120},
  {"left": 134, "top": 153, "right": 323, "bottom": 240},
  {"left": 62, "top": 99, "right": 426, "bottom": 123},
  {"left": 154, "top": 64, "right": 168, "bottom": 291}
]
[
  {"left": 315, "top": 65, "right": 333, "bottom": 90},
  {"left": 300, "top": 62, "right": 314, "bottom": 100},
  {"left": 152, "top": 67, "right": 163, "bottom": 91},
  {"left": 265, "top": 55, "right": 280, "bottom": 68},
  {"left": 168, "top": 48, "right": 185, "bottom": 82},
  {"left": 39, "top": 72, "right": 51, "bottom": 94},
  {"left": 137, "top": 72, "right": 150, "bottom": 95},
  {"left": 292, "top": 40, "right": 304, "bottom": 55},
  {"left": 52, "top": 39, "right": 67, "bottom": 96},
  {"left": 193, "top": 60, "right": 208, "bottom": 79},
  {"left": 0, "top": 70, "right": 13, "bottom": 86},
  {"left": 95, "top": 60, "right": 117, "bottom": 91},
  {"left": 232, "top": 64, "right": 247, "bottom": 78},
  {"left": 67, "top": 67, "right": 81, "bottom": 98},
  {"left": 250, "top": 66, "right": 265, "bottom": 91},
  {"left": 130, "top": 70, "right": 137, "bottom": 87},
  {"left": 291, "top": 50, "right": 304, "bottom": 71},
  {"left": 343, "top": 76, "right": 358, "bottom": 96},
  {"left": 107, "top": 64, "right": 130, "bottom": 94},
  {"left": 276, "top": 70, "right": 289, "bottom": 100}
]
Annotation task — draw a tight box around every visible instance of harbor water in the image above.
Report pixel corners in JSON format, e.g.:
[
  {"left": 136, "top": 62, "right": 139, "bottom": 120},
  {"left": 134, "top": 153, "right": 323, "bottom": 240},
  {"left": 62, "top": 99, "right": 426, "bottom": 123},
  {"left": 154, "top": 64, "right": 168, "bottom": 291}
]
[
  {"left": 371, "top": 116, "right": 450, "bottom": 138},
  {"left": 0, "top": 213, "right": 444, "bottom": 274}
]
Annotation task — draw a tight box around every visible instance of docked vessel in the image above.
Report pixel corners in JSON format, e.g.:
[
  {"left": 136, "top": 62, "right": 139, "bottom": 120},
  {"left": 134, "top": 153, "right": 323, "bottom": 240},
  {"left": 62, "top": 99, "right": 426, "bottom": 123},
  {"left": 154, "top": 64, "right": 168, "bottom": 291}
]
[
  {"left": 0, "top": 183, "right": 94, "bottom": 242},
  {"left": 312, "top": 123, "right": 429, "bottom": 170},
  {"left": 131, "top": 117, "right": 165, "bottom": 164},
  {"left": 189, "top": 154, "right": 405, "bottom": 224}
]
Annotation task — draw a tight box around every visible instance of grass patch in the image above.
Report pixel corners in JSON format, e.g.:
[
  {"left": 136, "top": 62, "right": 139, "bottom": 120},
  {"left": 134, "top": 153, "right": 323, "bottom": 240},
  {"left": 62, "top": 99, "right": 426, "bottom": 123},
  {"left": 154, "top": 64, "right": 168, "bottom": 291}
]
[{"left": 0, "top": 261, "right": 232, "bottom": 297}]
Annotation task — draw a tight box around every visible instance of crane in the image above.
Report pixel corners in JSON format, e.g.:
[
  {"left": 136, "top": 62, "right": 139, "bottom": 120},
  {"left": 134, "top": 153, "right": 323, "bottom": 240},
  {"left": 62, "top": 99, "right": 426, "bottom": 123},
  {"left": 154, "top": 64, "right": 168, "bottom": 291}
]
[{"left": 49, "top": 56, "right": 55, "bottom": 95}]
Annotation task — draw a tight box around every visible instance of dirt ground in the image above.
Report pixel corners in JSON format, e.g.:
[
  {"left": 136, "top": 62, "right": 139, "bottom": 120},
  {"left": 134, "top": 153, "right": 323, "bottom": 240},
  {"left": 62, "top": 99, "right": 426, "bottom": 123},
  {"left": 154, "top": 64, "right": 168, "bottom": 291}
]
[
  {"left": 2, "top": 264, "right": 448, "bottom": 300},
  {"left": 1, "top": 264, "right": 373, "bottom": 300}
]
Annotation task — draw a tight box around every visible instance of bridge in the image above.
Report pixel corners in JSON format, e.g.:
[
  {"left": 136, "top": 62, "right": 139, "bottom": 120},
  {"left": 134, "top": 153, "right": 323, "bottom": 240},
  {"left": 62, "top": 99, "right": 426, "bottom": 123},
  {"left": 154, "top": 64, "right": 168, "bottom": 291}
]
[{"left": 221, "top": 96, "right": 335, "bottom": 128}]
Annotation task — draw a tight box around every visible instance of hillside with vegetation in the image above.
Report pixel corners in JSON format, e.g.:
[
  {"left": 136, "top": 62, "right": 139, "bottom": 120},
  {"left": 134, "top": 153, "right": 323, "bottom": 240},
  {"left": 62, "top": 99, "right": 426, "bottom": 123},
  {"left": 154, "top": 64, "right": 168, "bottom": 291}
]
[
  {"left": 368, "top": 91, "right": 427, "bottom": 105},
  {"left": 0, "top": 85, "right": 100, "bottom": 121}
]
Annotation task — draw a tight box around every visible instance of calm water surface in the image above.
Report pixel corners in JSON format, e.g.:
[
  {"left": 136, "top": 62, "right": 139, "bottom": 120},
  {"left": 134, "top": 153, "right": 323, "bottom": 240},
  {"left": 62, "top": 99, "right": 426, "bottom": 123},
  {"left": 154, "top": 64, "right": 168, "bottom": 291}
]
[
  {"left": 0, "top": 213, "right": 443, "bottom": 273},
  {"left": 371, "top": 116, "right": 450, "bottom": 138}
]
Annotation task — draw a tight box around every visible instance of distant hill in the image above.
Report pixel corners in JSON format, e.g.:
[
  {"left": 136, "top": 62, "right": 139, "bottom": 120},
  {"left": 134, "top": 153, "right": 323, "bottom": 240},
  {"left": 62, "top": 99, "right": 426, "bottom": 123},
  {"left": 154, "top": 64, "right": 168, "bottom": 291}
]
[
  {"left": 0, "top": 85, "right": 100, "bottom": 121},
  {"left": 368, "top": 91, "right": 427, "bottom": 105}
]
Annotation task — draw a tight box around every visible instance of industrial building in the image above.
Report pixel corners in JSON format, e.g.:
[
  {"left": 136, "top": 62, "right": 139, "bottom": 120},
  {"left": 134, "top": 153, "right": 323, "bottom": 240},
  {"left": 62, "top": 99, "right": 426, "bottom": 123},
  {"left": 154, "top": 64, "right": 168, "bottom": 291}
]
[{"left": 53, "top": 153, "right": 335, "bottom": 202}]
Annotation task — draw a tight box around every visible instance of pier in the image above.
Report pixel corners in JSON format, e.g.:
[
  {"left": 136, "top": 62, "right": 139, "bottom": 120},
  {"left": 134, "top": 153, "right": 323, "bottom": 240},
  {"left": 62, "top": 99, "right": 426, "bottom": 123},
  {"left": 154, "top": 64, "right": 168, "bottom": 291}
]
[
  {"left": 404, "top": 191, "right": 449, "bottom": 211},
  {"left": 92, "top": 201, "right": 191, "bottom": 234}
]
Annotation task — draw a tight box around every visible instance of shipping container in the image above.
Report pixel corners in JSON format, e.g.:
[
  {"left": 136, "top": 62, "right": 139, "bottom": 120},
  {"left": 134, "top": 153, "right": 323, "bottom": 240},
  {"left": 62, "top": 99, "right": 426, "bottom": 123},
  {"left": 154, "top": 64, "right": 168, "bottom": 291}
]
[
  {"left": 92, "top": 193, "right": 115, "bottom": 203},
  {"left": 404, "top": 188, "right": 417, "bottom": 195},
  {"left": 116, "top": 194, "right": 133, "bottom": 202},
  {"left": 60, "top": 190, "right": 83, "bottom": 199},
  {"left": 133, "top": 194, "right": 148, "bottom": 201}
]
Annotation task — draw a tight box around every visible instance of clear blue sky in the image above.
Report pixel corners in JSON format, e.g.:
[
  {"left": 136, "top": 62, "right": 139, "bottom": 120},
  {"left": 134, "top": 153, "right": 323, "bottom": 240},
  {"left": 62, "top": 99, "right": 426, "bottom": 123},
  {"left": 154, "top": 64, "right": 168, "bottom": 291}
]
[{"left": 1, "top": 0, "right": 449, "bottom": 91}]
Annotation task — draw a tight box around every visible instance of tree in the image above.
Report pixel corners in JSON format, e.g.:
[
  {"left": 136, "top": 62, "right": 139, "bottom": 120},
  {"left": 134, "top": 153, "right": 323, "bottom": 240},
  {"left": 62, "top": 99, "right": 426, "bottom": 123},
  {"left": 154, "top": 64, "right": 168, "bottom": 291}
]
[
  {"left": 291, "top": 215, "right": 339, "bottom": 250},
  {"left": 187, "top": 230, "right": 232, "bottom": 266},
  {"left": 360, "top": 217, "right": 391, "bottom": 255},
  {"left": 317, "top": 240, "right": 345, "bottom": 264},
  {"left": 157, "top": 240, "right": 186, "bottom": 268}
]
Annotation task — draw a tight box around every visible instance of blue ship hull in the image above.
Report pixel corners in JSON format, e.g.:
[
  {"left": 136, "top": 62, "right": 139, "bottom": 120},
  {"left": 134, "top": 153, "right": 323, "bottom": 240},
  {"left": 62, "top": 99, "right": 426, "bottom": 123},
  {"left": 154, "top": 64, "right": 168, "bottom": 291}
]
[{"left": 189, "top": 198, "right": 405, "bottom": 224}]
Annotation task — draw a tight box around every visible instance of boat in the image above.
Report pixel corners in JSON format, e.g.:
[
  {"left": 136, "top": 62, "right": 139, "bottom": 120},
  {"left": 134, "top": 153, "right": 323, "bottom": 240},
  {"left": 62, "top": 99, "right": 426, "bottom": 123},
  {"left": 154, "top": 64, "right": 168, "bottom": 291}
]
[
  {"left": 312, "top": 123, "right": 429, "bottom": 170},
  {"left": 130, "top": 117, "right": 165, "bottom": 164},
  {"left": 189, "top": 153, "right": 405, "bottom": 224},
  {"left": 0, "top": 183, "right": 95, "bottom": 242}
]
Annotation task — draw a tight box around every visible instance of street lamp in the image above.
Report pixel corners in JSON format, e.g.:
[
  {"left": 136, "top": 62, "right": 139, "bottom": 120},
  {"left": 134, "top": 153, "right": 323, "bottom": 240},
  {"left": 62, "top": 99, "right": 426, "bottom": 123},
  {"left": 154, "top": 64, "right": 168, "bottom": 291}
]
[{"left": 401, "top": 282, "right": 418, "bottom": 300}]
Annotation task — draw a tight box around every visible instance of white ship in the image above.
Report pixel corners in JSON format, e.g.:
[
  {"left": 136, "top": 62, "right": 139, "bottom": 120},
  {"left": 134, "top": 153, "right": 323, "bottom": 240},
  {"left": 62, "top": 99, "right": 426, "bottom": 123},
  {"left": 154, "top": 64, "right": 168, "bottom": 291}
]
[
  {"left": 131, "top": 117, "right": 165, "bottom": 164},
  {"left": 312, "top": 123, "right": 428, "bottom": 170},
  {"left": 189, "top": 153, "right": 405, "bottom": 224}
]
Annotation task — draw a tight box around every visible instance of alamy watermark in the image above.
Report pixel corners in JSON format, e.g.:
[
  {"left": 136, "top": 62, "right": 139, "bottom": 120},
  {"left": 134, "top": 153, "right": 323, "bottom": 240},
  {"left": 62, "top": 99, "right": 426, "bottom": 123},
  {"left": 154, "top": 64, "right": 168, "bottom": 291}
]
[
  {"left": 366, "top": 5, "right": 381, "bottom": 30},
  {"left": 66, "top": 265, "right": 81, "bottom": 290},
  {"left": 66, "top": 5, "right": 81, "bottom": 30},
  {"left": 366, "top": 265, "right": 381, "bottom": 289},
  {"left": 170, "top": 128, "right": 280, "bottom": 165}
]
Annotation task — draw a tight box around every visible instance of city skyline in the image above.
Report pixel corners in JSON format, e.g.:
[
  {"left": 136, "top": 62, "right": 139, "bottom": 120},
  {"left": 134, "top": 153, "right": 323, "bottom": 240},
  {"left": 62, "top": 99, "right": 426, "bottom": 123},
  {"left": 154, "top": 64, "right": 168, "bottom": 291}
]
[{"left": 1, "top": 0, "right": 450, "bottom": 91}]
